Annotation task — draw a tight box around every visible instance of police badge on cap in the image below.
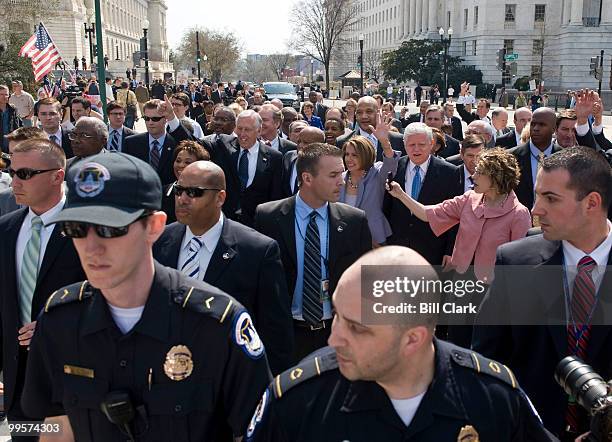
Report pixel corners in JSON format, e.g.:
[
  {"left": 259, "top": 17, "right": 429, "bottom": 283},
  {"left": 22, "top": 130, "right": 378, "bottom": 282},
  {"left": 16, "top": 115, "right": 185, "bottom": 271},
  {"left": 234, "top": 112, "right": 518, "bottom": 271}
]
[{"left": 74, "top": 162, "right": 111, "bottom": 198}]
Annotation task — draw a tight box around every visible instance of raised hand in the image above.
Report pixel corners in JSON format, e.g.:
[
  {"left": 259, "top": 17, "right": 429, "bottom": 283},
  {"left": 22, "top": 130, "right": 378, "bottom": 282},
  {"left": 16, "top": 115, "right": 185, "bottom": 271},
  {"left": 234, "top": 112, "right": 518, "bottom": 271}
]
[
  {"left": 386, "top": 180, "right": 406, "bottom": 200},
  {"left": 460, "top": 82, "right": 470, "bottom": 95},
  {"left": 157, "top": 94, "right": 176, "bottom": 121},
  {"left": 369, "top": 111, "right": 391, "bottom": 141},
  {"left": 574, "top": 89, "right": 599, "bottom": 124},
  {"left": 592, "top": 97, "right": 604, "bottom": 126}
]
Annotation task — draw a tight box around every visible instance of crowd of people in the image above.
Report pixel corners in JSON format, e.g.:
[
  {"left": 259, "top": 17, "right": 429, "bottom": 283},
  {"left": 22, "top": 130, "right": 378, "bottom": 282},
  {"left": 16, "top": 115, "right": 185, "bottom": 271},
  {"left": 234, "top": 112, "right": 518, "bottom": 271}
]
[{"left": 0, "top": 71, "right": 611, "bottom": 441}]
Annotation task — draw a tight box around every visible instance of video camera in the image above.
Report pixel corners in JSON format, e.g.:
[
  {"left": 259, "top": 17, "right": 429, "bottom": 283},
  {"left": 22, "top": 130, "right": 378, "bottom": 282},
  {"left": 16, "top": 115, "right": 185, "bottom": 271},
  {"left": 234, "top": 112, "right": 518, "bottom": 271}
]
[{"left": 555, "top": 356, "right": 612, "bottom": 441}]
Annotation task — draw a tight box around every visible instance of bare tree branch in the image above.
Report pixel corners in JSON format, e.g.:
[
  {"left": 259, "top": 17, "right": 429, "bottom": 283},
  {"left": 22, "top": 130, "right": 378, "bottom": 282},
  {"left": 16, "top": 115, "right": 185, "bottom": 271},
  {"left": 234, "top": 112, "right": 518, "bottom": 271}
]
[{"left": 266, "top": 53, "right": 293, "bottom": 81}]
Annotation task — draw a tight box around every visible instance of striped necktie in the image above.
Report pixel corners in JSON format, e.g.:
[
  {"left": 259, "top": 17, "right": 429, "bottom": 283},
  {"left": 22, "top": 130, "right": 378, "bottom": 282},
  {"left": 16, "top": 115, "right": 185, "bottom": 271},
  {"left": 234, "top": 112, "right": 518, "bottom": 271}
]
[
  {"left": 565, "top": 256, "right": 597, "bottom": 433},
  {"left": 411, "top": 165, "right": 422, "bottom": 199},
  {"left": 19, "top": 216, "right": 43, "bottom": 325},
  {"left": 302, "top": 211, "right": 323, "bottom": 325},
  {"left": 49, "top": 134, "right": 59, "bottom": 145},
  {"left": 150, "top": 139, "right": 160, "bottom": 170},
  {"left": 109, "top": 130, "right": 119, "bottom": 151},
  {"left": 180, "top": 236, "right": 203, "bottom": 280}
]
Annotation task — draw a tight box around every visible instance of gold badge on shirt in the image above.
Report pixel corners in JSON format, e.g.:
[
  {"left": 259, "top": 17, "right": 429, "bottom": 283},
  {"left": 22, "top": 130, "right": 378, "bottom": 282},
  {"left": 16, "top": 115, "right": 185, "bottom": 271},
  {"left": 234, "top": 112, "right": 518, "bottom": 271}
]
[
  {"left": 457, "top": 425, "right": 480, "bottom": 442},
  {"left": 163, "top": 344, "right": 194, "bottom": 381}
]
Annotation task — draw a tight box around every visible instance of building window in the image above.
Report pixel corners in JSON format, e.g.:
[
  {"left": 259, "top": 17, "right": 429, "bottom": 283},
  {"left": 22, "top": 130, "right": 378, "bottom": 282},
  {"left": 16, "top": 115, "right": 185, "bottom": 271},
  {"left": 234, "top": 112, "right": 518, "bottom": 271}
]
[
  {"left": 583, "top": 0, "right": 602, "bottom": 26},
  {"left": 534, "top": 4, "right": 546, "bottom": 22},
  {"left": 447, "top": 11, "right": 451, "bottom": 28},
  {"left": 462, "top": 41, "right": 467, "bottom": 56},
  {"left": 472, "top": 41, "right": 477, "bottom": 56},
  {"left": 532, "top": 39, "right": 543, "bottom": 56},
  {"left": 464, "top": 9, "right": 468, "bottom": 29},
  {"left": 531, "top": 65, "right": 542, "bottom": 78},
  {"left": 505, "top": 4, "right": 516, "bottom": 29},
  {"left": 504, "top": 39, "right": 514, "bottom": 54},
  {"left": 474, "top": 6, "right": 479, "bottom": 29}
]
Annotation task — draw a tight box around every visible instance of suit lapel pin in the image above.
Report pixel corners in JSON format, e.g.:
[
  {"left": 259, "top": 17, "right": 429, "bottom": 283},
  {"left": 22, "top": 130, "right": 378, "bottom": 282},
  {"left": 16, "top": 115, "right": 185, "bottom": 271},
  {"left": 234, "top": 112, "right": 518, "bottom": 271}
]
[
  {"left": 167, "top": 147, "right": 172, "bottom": 151},
  {"left": 222, "top": 252, "right": 231, "bottom": 260},
  {"left": 262, "top": 157, "right": 268, "bottom": 163},
  {"left": 337, "top": 225, "right": 344, "bottom": 232}
]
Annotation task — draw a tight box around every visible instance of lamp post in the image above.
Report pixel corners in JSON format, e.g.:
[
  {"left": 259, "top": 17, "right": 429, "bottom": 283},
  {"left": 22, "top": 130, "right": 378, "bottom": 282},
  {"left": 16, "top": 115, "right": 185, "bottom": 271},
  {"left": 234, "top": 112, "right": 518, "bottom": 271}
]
[
  {"left": 142, "top": 19, "right": 150, "bottom": 89},
  {"left": 359, "top": 34, "right": 364, "bottom": 96},
  {"left": 439, "top": 27, "right": 452, "bottom": 103},
  {"left": 202, "top": 54, "right": 207, "bottom": 79},
  {"left": 310, "top": 59, "right": 314, "bottom": 85},
  {"left": 84, "top": 22, "right": 95, "bottom": 67},
  {"left": 196, "top": 31, "right": 202, "bottom": 81}
]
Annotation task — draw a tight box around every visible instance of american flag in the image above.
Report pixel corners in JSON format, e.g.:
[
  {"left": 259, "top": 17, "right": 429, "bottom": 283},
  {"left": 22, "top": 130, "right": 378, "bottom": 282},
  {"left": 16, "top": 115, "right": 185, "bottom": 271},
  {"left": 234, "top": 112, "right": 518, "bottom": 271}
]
[{"left": 19, "top": 23, "right": 61, "bottom": 81}]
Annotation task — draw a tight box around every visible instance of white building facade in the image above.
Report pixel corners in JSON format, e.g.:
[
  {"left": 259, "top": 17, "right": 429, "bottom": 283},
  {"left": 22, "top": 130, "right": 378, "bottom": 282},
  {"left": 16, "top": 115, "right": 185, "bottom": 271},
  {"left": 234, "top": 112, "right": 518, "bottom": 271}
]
[{"left": 334, "top": 0, "right": 612, "bottom": 91}]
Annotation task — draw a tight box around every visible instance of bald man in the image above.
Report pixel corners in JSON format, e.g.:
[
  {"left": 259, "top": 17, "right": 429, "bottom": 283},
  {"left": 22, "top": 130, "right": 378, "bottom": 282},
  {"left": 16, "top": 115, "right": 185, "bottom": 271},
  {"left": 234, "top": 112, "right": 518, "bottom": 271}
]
[
  {"left": 336, "top": 96, "right": 405, "bottom": 160},
  {"left": 509, "top": 107, "right": 562, "bottom": 210},
  {"left": 153, "top": 161, "right": 294, "bottom": 374},
  {"left": 247, "top": 246, "right": 555, "bottom": 441},
  {"left": 280, "top": 127, "right": 326, "bottom": 198}
]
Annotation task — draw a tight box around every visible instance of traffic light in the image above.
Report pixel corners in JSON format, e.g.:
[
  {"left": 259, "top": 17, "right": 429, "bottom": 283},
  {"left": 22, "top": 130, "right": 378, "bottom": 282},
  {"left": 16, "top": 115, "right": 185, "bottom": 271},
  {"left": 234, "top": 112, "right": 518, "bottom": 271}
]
[
  {"left": 93, "top": 45, "right": 98, "bottom": 57},
  {"left": 496, "top": 48, "right": 506, "bottom": 71},
  {"left": 357, "top": 55, "right": 362, "bottom": 65},
  {"left": 590, "top": 56, "right": 600, "bottom": 77},
  {"left": 191, "top": 67, "right": 196, "bottom": 75},
  {"left": 196, "top": 50, "right": 201, "bottom": 63}
]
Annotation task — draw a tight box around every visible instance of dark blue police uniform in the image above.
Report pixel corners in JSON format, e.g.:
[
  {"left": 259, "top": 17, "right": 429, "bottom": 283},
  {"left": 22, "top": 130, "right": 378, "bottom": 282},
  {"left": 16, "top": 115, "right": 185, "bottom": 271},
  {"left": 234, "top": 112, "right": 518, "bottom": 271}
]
[
  {"left": 246, "top": 339, "right": 558, "bottom": 442},
  {"left": 22, "top": 263, "right": 272, "bottom": 441}
]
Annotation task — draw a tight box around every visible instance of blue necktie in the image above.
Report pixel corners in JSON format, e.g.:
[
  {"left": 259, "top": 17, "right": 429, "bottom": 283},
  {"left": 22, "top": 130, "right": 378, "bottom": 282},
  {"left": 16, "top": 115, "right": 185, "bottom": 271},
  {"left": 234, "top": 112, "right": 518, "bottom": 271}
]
[
  {"left": 180, "top": 236, "right": 203, "bottom": 280},
  {"left": 109, "top": 130, "right": 119, "bottom": 151},
  {"left": 150, "top": 139, "right": 160, "bottom": 170},
  {"left": 302, "top": 211, "right": 323, "bottom": 325},
  {"left": 411, "top": 165, "right": 422, "bottom": 199},
  {"left": 238, "top": 149, "right": 249, "bottom": 190}
]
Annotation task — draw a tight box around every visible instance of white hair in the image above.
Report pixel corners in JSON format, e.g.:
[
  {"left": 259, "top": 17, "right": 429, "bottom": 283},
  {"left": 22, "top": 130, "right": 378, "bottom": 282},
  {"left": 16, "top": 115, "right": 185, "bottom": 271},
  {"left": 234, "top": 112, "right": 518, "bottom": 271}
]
[
  {"left": 237, "top": 109, "right": 263, "bottom": 129},
  {"left": 75, "top": 116, "right": 108, "bottom": 140},
  {"left": 404, "top": 122, "right": 433, "bottom": 143}
]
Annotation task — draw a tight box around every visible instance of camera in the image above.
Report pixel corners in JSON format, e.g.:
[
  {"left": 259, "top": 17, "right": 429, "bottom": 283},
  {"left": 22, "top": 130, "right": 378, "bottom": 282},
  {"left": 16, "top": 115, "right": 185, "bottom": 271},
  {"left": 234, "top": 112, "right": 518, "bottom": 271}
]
[{"left": 555, "top": 356, "right": 612, "bottom": 441}]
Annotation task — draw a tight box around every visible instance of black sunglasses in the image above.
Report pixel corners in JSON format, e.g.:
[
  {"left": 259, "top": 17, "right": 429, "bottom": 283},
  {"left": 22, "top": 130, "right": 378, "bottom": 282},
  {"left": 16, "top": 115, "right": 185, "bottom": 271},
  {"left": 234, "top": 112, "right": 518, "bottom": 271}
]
[
  {"left": 143, "top": 116, "right": 164, "bottom": 122},
  {"left": 60, "top": 213, "right": 153, "bottom": 239},
  {"left": 8, "top": 168, "right": 59, "bottom": 180},
  {"left": 172, "top": 183, "right": 221, "bottom": 198}
]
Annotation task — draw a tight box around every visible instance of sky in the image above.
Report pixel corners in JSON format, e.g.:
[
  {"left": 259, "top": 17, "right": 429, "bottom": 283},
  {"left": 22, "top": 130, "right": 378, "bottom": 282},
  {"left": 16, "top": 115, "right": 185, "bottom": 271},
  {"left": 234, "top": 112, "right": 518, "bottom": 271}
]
[{"left": 166, "top": 0, "right": 294, "bottom": 55}]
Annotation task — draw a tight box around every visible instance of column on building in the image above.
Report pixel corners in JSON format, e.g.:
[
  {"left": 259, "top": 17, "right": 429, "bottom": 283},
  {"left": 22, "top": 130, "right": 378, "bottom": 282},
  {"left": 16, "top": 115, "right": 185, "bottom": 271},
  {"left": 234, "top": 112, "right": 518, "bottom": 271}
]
[
  {"left": 428, "top": 0, "right": 437, "bottom": 33},
  {"left": 415, "top": 0, "right": 422, "bottom": 34},
  {"left": 601, "top": 0, "right": 612, "bottom": 24},
  {"left": 421, "top": 0, "right": 428, "bottom": 33},
  {"left": 409, "top": 0, "right": 417, "bottom": 35},
  {"left": 400, "top": 0, "right": 406, "bottom": 37},
  {"left": 562, "top": 0, "right": 572, "bottom": 25},
  {"left": 570, "top": 0, "right": 584, "bottom": 25}
]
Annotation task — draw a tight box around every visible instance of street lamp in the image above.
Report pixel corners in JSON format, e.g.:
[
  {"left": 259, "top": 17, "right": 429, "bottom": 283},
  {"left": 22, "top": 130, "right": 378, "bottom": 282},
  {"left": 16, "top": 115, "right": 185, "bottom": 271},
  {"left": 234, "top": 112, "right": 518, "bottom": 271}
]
[
  {"left": 310, "top": 59, "right": 314, "bottom": 85},
  {"left": 142, "top": 19, "right": 150, "bottom": 89},
  {"left": 196, "top": 31, "right": 201, "bottom": 81},
  {"left": 84, "top": 22, "right": 96, "bottom": 67},
  {"left": 439, "top": 27, "right": 452, "bottom": 103},
  {"left": 202, "top": 54, "right": 207, "bottom": 79},
  {"left": 359, "top": 34, "right": 364, "bottom": 96}
]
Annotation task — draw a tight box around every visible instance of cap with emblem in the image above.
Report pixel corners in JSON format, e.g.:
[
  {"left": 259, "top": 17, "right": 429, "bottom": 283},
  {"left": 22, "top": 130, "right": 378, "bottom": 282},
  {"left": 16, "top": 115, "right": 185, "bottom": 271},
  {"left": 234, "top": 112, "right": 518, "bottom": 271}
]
[{"left": 48, "top": 152, "right": 161, "bottom": 227}]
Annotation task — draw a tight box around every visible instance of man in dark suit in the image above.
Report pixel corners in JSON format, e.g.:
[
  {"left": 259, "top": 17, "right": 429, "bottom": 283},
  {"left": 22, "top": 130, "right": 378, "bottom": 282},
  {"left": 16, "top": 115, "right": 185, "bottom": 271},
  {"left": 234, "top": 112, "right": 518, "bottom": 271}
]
[
  {"left": 444, "top": 102, "right": 464, "bottom": 141},
  {"left": 414, "top": 84, "right": 423, "bottom": 106},
  {"left": 202, "top": 110, "right": 283, "bottom": 227},
  {"left": 473, "top": 147, "right": 612, "bottom": 438},
  {"left": 153, "top": 161, "right": 294, "bottom": 374},
  {"left": 281, "top": 127, "right": 325, "bottom": 198},
  {"left": 308, "top": 91, "right": 328, "bottom": 123},
  {"left": 446, "top": 134, "right": 485, "bottom": 192},
  {"left": 65, "top": 117, "right": 109, "bottom": 171},
  {"left": 211, "top": 83, "right": 226, "bottom": 105},
  {"left": 201, "top": 106, "right": 237, "bottom": 145},
  {"left": 106, "top": 101, "right": 135, "bottom": 152},
  {"left": 491, "top": 108, "right": 511, "bottom": 139},
  {"left": 0, "top": 139, "right": 84, "bottom": 439},
  {"left": 424, "top": 104, "right": 460, "bottom": 158},
  {"left": 496, "top": 107, "right": 532, "bottom": 149},
  {"left": 123, "top": 98, "right": 194, "bottom": 186},
  {"left": 336, "top": 96, "right": 405, "bottom": 161},
  {"left": 38, "top": 97, "right": 73, "bottom": 158},
  {"left": 456, "top": 82, "right": 491, "bottom": 125},
  {"left": 255, "top": 143, "right": 372, "bottom": 362},
  {"left": 509, "top": 107, "right": 562, "bottom": 210},
  {"left": 186, "top": 82, "right": 204, "bottom": 120},
  {"left": 400, "top": 100, "right": 429, "bottom": 127},
  {"left": 384, "top": 123, "right": 462, "bottom": 265},
  {"left": 259, "top": 104, "right": 298, "bottom": 154},
  {"left": 572, "top": 90, "right": 612, "bottom": 152}
]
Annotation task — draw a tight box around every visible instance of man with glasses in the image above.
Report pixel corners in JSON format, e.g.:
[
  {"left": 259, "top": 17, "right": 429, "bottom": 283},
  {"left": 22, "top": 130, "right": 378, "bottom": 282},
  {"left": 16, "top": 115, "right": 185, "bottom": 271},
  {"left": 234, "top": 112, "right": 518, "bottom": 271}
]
[
  {"left": 153, "top": 160, "right": 294, "bottom": 374},
  {"left": 465, "top": 120, "right": 495, "bottom": 148},
  {"left": 66, "top": 117, "right": 109, "bottom": 171},
  {"left": 21, "top": 152, "right": 271, "bottom": 441},
  {"left": 0, "top": 138, "right": 84, "bottom": 441},
  {"left": 106, "top": 101, "right": 135, "bottom": 152},
  {"left": 169, "top": 92, "right": 204, "bottom": 140},
  {"left": 37, "top": 97, "right": 74, "bottom": 158},
  {"left": 124, "top": 96, "right": 195, "bottom": 185}
]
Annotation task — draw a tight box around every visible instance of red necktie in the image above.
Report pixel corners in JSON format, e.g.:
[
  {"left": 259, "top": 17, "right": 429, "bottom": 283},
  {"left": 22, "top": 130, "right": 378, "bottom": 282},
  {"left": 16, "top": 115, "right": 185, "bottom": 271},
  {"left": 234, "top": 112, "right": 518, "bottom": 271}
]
[{"left": 565, "top": 255, "right": 597, "bottom": 433}]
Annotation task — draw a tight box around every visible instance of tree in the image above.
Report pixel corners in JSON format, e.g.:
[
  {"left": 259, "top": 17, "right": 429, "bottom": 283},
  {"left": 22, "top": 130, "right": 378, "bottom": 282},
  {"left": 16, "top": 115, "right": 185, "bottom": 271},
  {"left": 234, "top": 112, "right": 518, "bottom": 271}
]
[
  {"left": 266, "top": 53, "right": 293, "bottom": 81},
  {"left": 363, "top": 50, "right": 382, "bottom": 82},
  {"left": 238, "top": 58, "right": 274, "bottom": 84},
  {"left": 174, "top": 27, "right": 241, "bottom": 82},
  {"left": 381, "top": 39, "right": 463, "bottom": 86},
  {"left": 290, "top": 0, "right": 360, "bottom": 91}
]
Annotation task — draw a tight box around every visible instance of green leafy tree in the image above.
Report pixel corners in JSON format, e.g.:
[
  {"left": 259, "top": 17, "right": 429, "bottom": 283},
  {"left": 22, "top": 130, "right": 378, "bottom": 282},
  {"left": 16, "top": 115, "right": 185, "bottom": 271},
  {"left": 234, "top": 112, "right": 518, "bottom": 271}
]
[{"left": 381, "top": 39, "right": 465, "bottom": 85}]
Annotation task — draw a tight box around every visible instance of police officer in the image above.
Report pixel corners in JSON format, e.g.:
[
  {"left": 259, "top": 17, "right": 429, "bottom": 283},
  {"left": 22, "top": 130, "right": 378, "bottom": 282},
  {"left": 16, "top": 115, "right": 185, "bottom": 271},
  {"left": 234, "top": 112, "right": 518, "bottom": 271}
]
[
  {"left": 246, "top": 246, "right": 558, "bottom": 442},
  {"left": 21, "top": 153, "right": 271, "bottom": 441}
]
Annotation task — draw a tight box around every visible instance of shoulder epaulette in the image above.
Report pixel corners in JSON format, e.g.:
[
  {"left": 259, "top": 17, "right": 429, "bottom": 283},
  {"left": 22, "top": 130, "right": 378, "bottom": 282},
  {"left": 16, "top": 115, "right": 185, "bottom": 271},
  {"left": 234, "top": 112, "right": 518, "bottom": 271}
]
[
  {"left": 451, "top": 347, "right": 518, "bottom": 389},
  {"left": 44, "top": 281, "right": 93, "bottom": 313},
  {"left": 173, "top": 285, "right": 238, "bottom": 323},
  {"left": 271, "top": 346, "right": 338, "bottom": 399}
]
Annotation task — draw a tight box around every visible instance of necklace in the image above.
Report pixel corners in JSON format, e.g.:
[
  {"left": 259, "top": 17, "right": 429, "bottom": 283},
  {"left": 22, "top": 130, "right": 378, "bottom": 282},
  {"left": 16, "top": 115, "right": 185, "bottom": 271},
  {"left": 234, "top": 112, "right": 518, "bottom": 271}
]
[
  {"left": 483, "top": 193, "right": 509, "bottom": 207},
  {"left": 347, "top": 169, "right": 368, "bottom": 189}
]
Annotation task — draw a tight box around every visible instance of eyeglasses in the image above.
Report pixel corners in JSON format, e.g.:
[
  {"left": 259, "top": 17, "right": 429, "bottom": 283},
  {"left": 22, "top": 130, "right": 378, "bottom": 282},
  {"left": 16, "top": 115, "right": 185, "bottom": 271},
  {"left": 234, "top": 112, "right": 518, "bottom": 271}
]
[
  {"left": 143, "top": 116, "right": 164, "bottom": 122},
  {"left": 172, "top": 183, "right": 221, "bottom": 198},
  {"left": 109, "top": 112, "right": 125, "bottom": 117},
  {"left": 59, "top": 213, "right": 153, "bottom": 239},
  {"left": 8, "top": 167, "right": 59, "bottom": 180},
  {"left": 68, "top": 132, "right": 95, "bottom": 140},
  {"left": 213, "top": 116, "right": 234, "bottom": 122},
  {"left": 170, "top": 102, "right": 185, "bottom": 107}
]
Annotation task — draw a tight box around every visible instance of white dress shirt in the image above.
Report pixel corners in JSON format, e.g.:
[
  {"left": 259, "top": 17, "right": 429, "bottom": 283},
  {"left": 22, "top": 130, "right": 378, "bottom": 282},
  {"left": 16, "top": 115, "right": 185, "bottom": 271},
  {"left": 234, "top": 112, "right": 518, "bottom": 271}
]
[
  {"left": 237, "top": 141, "right": 259, "bottom": 187},
  {"left": 178, "top": 214, "right": 224, "bottom": 281},
  {"left": 562, "top": 219, "right": 612, "bottom": 298},
  {"left": 44, "top": 127, "right": 63, "bottom": 145},
  {"left": 15, "top": 196, "right": 66, "bottom": 292},
  {"left": 575, "top": 122, "right": 604, "bottom": 137},
  {"left": 404, "top": 157, "right": 431, "bottom": 193}
]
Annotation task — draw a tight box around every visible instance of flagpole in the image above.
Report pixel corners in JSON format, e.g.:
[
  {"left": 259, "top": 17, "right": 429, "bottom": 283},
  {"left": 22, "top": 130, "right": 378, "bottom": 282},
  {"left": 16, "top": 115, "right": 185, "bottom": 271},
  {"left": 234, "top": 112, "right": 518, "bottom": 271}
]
[
  {"left": 39, "top": 21, "right": 79, "bottom": 83},
  {"left": 94, "top": 0, "right": 107, "bottom": 121}
]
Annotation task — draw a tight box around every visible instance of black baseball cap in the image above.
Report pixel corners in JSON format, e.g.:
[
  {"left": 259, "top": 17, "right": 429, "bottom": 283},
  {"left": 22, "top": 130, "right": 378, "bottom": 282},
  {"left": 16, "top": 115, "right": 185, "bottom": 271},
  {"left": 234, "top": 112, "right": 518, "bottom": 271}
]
[{"left": 48, "top": 152, "right": 162, "bottom": 227}]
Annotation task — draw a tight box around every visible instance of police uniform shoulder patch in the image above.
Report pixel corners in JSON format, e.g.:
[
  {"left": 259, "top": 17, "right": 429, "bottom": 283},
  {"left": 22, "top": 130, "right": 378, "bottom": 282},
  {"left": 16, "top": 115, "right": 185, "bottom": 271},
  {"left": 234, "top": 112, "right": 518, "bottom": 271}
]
[
  {"left": 245, "top": 386, "right": 271, "bottom": 441},
  {"left": 44, "top": 281, "right": 94, "bottom": 313},
  {"left": 451, "top": 348, "right": 518, "bottom": 389},
  {"left": 173, "top": 285, "right": 239, "bottom": 323},
  {"left": 271, "top": 346, "right": 338, "bottom": 399},
  {"left": 232, "top": 310, "right": 265, "bottom": 359}
]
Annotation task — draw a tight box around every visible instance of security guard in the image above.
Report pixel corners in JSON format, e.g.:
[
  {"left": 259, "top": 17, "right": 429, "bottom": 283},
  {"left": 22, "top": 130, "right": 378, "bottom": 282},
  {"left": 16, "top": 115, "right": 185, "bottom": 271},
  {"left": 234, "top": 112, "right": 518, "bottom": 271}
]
[
  {"left": 246, "top": 246, "right": 558, "bottom": 442},
  {"left": 21, "top": 153, "right": 271, "bottom": 441}
]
